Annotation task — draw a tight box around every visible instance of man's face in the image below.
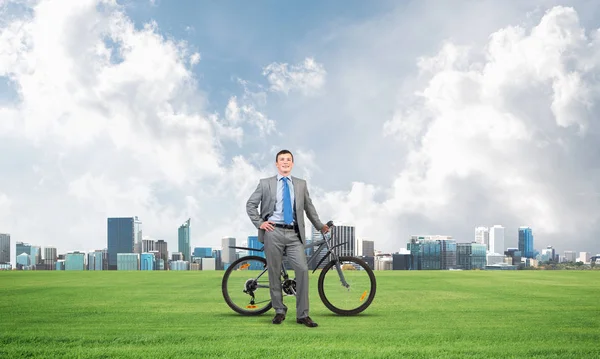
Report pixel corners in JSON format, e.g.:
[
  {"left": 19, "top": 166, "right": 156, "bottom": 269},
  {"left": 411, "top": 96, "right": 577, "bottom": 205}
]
[{"left": 276, "top": 153, "right": 294, "bottom": 176}]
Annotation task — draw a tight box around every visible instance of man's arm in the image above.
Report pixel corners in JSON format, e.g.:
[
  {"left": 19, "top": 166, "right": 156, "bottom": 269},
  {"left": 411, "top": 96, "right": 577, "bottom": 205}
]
[
  {"left": 246, "top": 181, "right": 264, "bottom": 229},
  {"left": 303, "top": 182, "right": 326, "bottom": 231}
]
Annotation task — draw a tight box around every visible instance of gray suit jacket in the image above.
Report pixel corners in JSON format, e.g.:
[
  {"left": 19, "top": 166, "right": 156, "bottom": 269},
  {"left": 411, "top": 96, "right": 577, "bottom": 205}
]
[{"left": 246, "top": 175, "right": 324, "bottom": 244}]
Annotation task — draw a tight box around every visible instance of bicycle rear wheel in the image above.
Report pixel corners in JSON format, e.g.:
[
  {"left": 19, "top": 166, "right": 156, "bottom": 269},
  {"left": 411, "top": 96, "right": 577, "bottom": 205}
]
[
  {"left": 222, "top": 256, "right": 272, "bottom": 315},
  {"left": 318, "top": 256, "right": 376, "bottom": 315}
]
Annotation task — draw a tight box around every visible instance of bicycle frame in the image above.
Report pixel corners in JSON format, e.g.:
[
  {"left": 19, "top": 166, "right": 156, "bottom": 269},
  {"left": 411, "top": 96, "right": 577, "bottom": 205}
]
[{"left": 229, "top": 227, "right": 352, "bottom": 290}]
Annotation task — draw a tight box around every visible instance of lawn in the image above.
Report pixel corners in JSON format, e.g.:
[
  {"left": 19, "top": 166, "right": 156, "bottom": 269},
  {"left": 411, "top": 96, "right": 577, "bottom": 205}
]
[{"left": 1, "top": 270, "right": 599, "bottom": 358}]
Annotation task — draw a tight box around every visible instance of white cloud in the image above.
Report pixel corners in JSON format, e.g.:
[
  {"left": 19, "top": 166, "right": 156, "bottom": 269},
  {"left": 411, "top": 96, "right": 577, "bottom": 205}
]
[{"left": 262, "top": 57, "right": 326, "bottom": 95}]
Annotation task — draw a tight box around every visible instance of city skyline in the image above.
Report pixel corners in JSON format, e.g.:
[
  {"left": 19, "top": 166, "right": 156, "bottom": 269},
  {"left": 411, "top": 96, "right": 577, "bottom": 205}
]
[
  {"left": 2, "top": 1, "right": 600, "bottom": 261},
  {"left": 2, "top": 216, "right": 598, "bottom": 268}
]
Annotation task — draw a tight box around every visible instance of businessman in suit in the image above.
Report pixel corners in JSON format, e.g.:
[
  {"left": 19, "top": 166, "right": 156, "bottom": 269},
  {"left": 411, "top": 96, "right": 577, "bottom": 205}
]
[{"left": 246, "top": 149, "right": 329, "bottom": 327}]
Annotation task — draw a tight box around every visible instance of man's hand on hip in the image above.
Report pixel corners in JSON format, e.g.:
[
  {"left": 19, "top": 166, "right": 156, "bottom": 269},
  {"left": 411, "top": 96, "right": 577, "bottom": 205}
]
[{"left": 260, "top": 221, "right": 275, "bottom": 232}]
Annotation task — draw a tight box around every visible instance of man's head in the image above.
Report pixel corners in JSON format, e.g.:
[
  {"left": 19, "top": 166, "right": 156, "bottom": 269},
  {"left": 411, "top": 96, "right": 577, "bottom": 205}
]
[{"left": 275, "top": 149, "right": 294, "bottom": 176}]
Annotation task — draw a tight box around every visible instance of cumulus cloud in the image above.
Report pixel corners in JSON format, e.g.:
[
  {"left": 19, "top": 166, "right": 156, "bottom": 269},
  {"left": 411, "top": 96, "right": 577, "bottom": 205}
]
[
  {"left": 262, "top": 57, "right": 326, "bottom": 95},
  {"left": 356, "top": 6, "right": 600, "bottom": 251},
  {"left": 0, "top": 0, "right": 263, "bottom": 255}
]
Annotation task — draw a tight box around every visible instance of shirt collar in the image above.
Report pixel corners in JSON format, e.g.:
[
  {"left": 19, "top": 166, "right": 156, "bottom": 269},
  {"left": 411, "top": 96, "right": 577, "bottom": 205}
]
[{"left": 277, "top": 174, "right": 291, "bottom": 181}]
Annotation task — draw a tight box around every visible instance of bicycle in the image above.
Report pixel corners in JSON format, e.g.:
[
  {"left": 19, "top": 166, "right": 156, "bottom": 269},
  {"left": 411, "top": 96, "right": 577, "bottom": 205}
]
[{"left": 221, "top": 221, "right": 376, "bottom": 316}]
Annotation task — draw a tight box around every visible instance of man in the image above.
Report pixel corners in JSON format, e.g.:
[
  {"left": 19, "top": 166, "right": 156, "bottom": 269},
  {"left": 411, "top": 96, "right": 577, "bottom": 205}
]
[{"left": 246, "top": 149, "right": 329, "bottom": 328}]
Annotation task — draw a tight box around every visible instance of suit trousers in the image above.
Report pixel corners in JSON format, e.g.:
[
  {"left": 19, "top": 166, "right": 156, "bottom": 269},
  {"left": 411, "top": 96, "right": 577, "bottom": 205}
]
[{"left": 264, "top": 227, "right": 310, "bottom": 319}]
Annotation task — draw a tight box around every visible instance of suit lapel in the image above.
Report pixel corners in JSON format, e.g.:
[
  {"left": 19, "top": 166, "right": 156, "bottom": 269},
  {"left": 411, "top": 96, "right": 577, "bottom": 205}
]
[{"left": 292, "top": 176, "right": 301, "bottom": 212}]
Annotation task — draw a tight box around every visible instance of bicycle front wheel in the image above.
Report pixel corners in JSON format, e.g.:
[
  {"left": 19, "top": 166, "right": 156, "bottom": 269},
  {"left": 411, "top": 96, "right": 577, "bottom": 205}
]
[
  {"left": 222, "top": 256, "right": 272, "bottom": 315},
  {"left": 318, "top": 256, "right": 376, "bottom": 315}
]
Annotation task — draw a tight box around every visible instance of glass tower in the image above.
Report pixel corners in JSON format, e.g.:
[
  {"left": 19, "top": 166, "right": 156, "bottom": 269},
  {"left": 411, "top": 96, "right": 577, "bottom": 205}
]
[
  {"left": 107, "top": 217, "right": 135, "bottom": 270},
  {"left": 178, "top": 219, "right": 191, "bottom": 261},
  {"left": 0, "top": 233, "right": 10, "bottom": 263},
  {"left": 518, "top": 227, "right": 534, "bottom": 259}
]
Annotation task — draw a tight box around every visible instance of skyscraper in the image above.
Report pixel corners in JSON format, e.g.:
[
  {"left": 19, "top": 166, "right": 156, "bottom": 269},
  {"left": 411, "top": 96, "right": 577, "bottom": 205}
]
[
  {"left": 44, "top": 246, "right": 57, "bottom": 270},
  {"left": 155, "top": 240, "right": 168, "bottom": 270},
  {"left": 362, "top": 240, "right": 375, "bottom": 257},
  {"left": 0, "top": 233, "right": 10, "bottom": 263},
  {"left": 107, "top": 217, "right": 136, "bottom": 270},
  {"left": 134, "top": 216, "right": 143, "bottom": 254},
  {"left": 221, "top": 237, "right": 236, "bottom": 268},
  {"left": 489, "top": 225, "right": 505, "bottom": 254},
  {"left": 178, "top": 219, "right": 191, "bottom": 261},
  {"left": 518, "top": 226, "right": 534, "bottom": 259},
  {"left": 30, "top": 246, "right": 42, "bottom": 266},
  {"left": 475, "top": 227, "right": 490, "bottom": 251}
]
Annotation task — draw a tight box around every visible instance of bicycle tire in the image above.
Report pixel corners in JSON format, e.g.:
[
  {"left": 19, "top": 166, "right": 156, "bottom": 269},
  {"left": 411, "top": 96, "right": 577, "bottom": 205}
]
[
  {"left": 318, "top": 256, "right": 376, "bottom": 315},
  {"left": 222, "top": 256, "right": 272, "bottom": 316}
]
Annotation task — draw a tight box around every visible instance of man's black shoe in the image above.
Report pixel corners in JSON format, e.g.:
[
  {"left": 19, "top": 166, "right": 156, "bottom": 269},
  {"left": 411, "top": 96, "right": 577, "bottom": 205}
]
[
  {"left": 296, "top": 316, "right": 318, "bottom": 327},
  {"left": 272, "top": 313, "right": 286, "bottom": 324}
]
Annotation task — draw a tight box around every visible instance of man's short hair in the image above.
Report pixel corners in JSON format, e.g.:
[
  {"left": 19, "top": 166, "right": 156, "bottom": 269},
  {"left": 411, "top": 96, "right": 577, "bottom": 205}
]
[{"left": 276, "top": 149, "right": 294, "bottom": 162}]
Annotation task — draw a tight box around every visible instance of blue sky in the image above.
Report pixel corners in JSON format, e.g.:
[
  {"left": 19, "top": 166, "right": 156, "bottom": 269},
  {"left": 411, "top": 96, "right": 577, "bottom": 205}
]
[{"left": 1, "top": 0, "right": 600, "bottom": 264}]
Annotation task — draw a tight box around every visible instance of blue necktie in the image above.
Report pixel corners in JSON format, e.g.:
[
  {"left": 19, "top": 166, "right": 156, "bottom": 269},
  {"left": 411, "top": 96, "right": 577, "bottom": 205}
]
[{"left": 282, "top": 177, "right": 293, "bottom": 224}]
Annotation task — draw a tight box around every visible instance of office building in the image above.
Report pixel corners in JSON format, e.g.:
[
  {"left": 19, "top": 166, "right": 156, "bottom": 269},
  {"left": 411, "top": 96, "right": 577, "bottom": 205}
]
[
  {"left": 362, "top": 240, "right": 375, "bottom": 257},
  {"left": 117, "top": 253, "right": 139, "bottom": 270},
  {"left": 141, "top": 239, "right": 154, "bottom": 253},
  {"left": 475, "top": 227, "right": 489, "bottom": 251},
  {"left": 65, "top": 252, "right": 86, "bottom": 270},
  {"left": 16, "top": 241, "right": 31, "bottom": 257},
  {"left": 0, "top": 233, "right": 10, "bottom": 263},
  {"left": 178, "top": 219, "right": 191, "bottom": 261},
  {"left": 133, "top": 217, "right": 143, "bottom": 254},
  {"left": 564, "top": 251, "right": 577, "bottom": 263},
  {"left": 578, "top": 252, "right": 591, "bottom": 264},
  {"left": 212, "top": 249, "right": 222, "bottom": 270},
  {"left": 55, "top": 260, "right": 65, "bottom": 270},
  {"left": 155, "top": 240, "right": 168, "bottom": 270},
  {"left": 43, "top": 246, "right": 57, "bottom": 270},
  {"left": 392, "top": 253, "right": 411, "bottom": 270},
  {"left": 408, "top": 235, "right": 457, "bottom": 270},
  {"left": 171, "top": 252, "right": 183, "bottom": 261},
  {"left": 30, "top": 246, "right": 42, "bottom": 266},
  {"left": 375, "top": 255, "right": 393, "bottom": 270},
  {"left": 107, "top": 217, "right": 136, "bottom": 270},
  {"left": 16, "top": 252, "right": 31, "bottom": 269},
  {"left": 457, "top": 243, "right": 487, "bottom": 269},
  {"left": 221, "top": 237, "right": 236, "bottom": 267},
  {"left": 88, "top": 251, "right": 106, "bottom": 270},
  {"left": 202, "top": 257, "right": 216, "bottom": 270},
  {"left": 140, "top": 252, "right": 155, "bottom": 270},
  {"left": 193, "top": 247, "right": 213, "bottom": 258},
  {"left": 540, "top": 246, "right": 556, "bottom": 262},
  {"left": 486, "top": 252, "right": 505, "bottom": 265},
  {"left": 504, "top": 248, "right": 522, "bottom": 266},
  {"left": 518, "top": 227, "right": 534, "bottom": 259},
  {"left": 489, "top": 225, "right": 505, "bottom": 254}
]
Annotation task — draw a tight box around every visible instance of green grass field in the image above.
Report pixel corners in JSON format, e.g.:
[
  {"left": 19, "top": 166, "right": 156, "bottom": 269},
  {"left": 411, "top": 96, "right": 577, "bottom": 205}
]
[{"left": 1, "top": 270, "right": 599, "bottom": 358}]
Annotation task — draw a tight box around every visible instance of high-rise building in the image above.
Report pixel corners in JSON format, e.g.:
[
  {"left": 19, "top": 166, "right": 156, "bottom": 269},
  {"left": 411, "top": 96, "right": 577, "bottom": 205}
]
[
  {"left": 475, "top": 227, "right": 489, "bottom": 251},
  {"left": 247, "top": 236, "right": 265, "bottom": 270},
  {"left": 141, "top": 239, "right": 154, "bottom": 253},
  {"left": 140, "top": 253, "right": 155, "bottom": 270},
  {"left": 518, "top": 227, "right": 534, "bottom": 259},
  {"left": 178, "top": 219, "right": 191, "bottom": 261},
  {"left": 504, "top": 248, "right": 522, "bottom": 266},
  {"left": 30, "top": 246, "right": 42, "bottom": 266},
  {"left": 0, "top": 233, "right": 10, "bottom": 263},
  {"left": 457, "top": 243, "right": 487, "bottom": 269},
  {"left": 540, "top": 245, "right": 556, "bottom": 262},
  {"left": 489, "top": 225, "right": 505, "bottom": 254},
  {"left": 221, "top": 237, "right": 236, "bottom": 267},
  {"left": 44, "top": 246, "right": 57, "bottom": 270},
  {"left": 16, "top": 241, "right": 31, "bottom": 257},
  {"left": 362, "top": 240, "right": 375, "bottom": 257},
  {"left": 134, "top": 217, "right": 143, "bottom": 254},
  {"left": 65, "top": 252, "right": 86, "bottom": 270},
  {"left": 107, "top": 217, "right": 136, "bottom": 270},
  {"left": 155, "top": 240, "right": 168, "bottom": 270},
  {"left": 577, "top": 252, "right": 591, "bottom": 263},
  {"left": 212, "top": 249, "right": 222, "bottom": 270},
  {"left": 117, "top": 253, "right": 139, "bottom": 270},
  {"left": 564, "top": 251, "right": 577, "bottom": 263}
]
